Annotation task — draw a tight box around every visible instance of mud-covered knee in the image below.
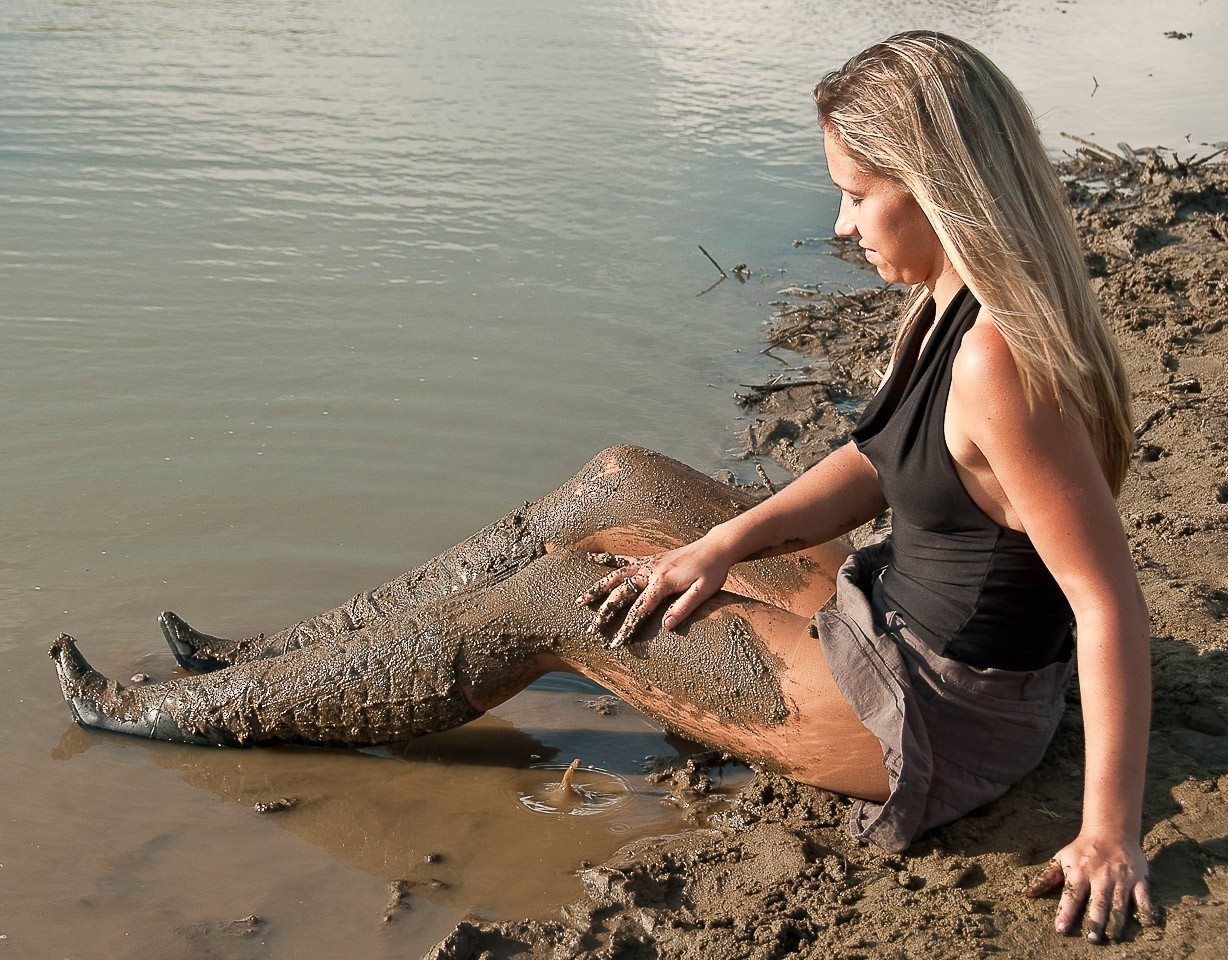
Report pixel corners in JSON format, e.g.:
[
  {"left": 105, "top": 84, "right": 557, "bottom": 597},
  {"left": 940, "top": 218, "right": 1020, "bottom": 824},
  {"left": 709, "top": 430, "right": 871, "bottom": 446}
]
[
  {"left": 582, "top": 444, "right": 659, "bottom": 479},
  {"left": 575, "top": 445, "right": 688, "bottom": 501}
]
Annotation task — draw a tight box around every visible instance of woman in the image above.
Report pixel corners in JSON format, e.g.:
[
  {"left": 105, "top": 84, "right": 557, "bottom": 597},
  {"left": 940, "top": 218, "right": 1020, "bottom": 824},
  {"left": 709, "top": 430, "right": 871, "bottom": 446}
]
[{"left": 51, "top": 31, "right": 1153, "bottom": 944}]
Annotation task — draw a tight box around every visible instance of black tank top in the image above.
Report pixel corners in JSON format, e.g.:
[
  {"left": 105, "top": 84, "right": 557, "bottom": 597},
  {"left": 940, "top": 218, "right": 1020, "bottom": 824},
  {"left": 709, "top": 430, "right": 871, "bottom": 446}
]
[{"left": 851, "top": 286, "right": 1074, "bottom": 670}]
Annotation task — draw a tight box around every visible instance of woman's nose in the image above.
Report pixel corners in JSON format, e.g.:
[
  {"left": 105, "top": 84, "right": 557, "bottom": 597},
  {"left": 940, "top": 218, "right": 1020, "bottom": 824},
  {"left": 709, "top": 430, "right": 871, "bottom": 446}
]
[{"left": 834, "top": 203, "right": 858, "bottom": 238}]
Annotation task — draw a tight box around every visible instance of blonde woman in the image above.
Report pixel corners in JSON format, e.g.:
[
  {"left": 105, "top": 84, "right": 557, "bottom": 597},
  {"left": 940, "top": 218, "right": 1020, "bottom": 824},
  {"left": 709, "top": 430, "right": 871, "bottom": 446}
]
[{"left": 52, "top": 31, "right": 1151, "bottom": 944}]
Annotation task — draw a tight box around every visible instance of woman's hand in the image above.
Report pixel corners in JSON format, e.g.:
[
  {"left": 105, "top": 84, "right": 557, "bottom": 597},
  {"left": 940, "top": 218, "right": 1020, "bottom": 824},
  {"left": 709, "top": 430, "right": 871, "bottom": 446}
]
[
  {"left": 1024, "top": 831, "right": 1159, "bottom": 943},
  {"left": 575, "top": 537, "right": 738, "bottom": 647}
]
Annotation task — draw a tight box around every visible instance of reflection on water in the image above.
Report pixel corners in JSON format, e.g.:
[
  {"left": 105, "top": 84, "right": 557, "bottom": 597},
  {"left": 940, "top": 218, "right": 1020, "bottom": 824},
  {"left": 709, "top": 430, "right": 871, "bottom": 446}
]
[{"left": 3, "top": 0, "right": 1225, "bottom": 956}]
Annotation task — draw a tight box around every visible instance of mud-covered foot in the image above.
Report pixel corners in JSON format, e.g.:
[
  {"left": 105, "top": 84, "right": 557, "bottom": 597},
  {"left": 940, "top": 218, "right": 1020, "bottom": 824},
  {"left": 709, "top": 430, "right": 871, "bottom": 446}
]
[
  {"left": 159, "top": 611, "right": 243, "bottom": 672},
  {"left": 49, "top": 634, "right": 222, "bottom": 745}
]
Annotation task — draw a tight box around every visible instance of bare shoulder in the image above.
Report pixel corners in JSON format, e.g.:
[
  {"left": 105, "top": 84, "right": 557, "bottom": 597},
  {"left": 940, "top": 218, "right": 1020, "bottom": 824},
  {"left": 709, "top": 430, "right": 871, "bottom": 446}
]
[
  {"left": 951, "top": 311, "right": 1022, "bottom": 396},
  {"left": 950, "top": 309, "right": 1058, "bottom": 439}
]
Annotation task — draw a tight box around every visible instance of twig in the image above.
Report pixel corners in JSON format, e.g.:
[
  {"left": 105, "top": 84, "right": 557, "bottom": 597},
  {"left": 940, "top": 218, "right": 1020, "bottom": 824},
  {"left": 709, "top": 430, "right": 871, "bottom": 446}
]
[
  {"left": 697, "top": 244, "right": 728, "bottom": 278},
  {"left": 1191, "top": 147, "right": 1227, "bottom": 168},
  {"left": 754, "top": 462, "right": 777, "bottom": 494},
  {"left": 1060, "top": 131, "right": 1122, "bottom": 162},
  {"left": 775, "top": 305, "right": 819, "bottom": 319},
  {"left": 737, "top": 379, "right": 822, "bottom": 395},
  {"left": 696, "top": 275, "right": 726, "bottom": 297},
  {"left": 1134, "top": 406, "right": 1168, "bottom": 439}
]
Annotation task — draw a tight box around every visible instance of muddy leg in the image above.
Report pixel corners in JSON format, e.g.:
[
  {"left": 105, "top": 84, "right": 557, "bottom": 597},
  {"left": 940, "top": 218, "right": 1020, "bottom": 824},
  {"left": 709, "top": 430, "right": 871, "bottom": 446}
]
[
  {"left": 168, "top": 445, "right": 847, "bottom": 670},
  {"left": 53, "top": 592, "right": 523, "bottom": 747},
  {"left": 54, "top": 549, "right": 885, "bottom": 801},
  {"left": 455, "top": 549, "right": 887, "bottom": 799}
]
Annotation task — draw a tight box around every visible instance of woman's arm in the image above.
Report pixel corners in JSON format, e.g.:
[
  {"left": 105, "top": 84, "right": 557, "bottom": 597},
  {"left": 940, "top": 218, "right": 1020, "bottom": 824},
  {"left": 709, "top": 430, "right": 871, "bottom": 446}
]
[
  {"left": 708, "top": 439, "right": 888, "bottom": 561},
  {"left": 579, "top": 440, "right": 887, "bottom": 645},
  {"left": 949, "top": 320, "right": 1155, "bottom": 943}
]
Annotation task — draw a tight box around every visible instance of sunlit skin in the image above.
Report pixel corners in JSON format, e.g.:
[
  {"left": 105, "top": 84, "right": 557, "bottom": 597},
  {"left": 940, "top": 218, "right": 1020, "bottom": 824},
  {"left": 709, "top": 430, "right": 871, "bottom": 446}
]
[
  {"left": 823, "top": 128, "right": 963, "bottom": 311},
  {"left": 584, "top": 128, "right": 1155, "bottom": 944}
]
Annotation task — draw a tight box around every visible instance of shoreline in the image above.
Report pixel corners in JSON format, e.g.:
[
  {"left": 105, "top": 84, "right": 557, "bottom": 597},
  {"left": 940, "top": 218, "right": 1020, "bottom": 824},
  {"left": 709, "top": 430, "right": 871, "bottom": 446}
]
[{"left": 425, "top": 145, "right": 1228, "bottom": 959}]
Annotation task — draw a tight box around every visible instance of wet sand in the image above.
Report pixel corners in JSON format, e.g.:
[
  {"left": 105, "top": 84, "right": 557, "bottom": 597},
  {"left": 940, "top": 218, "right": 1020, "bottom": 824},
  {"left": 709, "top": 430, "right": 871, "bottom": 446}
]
[{"left": 423, "top": 147, "right": 1228, "bottom": 957}]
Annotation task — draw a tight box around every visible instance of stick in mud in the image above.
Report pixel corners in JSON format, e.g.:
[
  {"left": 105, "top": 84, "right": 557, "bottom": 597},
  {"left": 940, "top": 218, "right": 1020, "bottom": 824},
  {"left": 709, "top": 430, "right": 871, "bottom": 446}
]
[{"left": 558, "top": 758, "right": 583, "bottom": 795}]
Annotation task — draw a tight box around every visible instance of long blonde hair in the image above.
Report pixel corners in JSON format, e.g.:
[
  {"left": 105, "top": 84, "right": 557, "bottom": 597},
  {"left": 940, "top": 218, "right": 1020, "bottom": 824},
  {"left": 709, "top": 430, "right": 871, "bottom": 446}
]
[{"left": 814, "top": 31, "right": 1133, "bottom": 493}]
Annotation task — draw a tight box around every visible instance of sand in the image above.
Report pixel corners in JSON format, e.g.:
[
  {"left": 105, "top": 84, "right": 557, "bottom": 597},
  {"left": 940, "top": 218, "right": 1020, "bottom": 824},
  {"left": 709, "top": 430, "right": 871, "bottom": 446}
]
[{"left": 421, "top": 145, "right": 1228, "bottom": 958}]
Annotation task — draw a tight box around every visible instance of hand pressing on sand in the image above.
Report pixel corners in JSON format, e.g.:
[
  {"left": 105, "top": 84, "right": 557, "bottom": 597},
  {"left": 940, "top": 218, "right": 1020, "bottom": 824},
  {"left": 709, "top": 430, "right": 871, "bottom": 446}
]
[
  {"left": 576, "top": 536, "right": 738, "bottom": 647},
  {"left": 1025, "top": 832, "right": 1158, "bottom": 943}
]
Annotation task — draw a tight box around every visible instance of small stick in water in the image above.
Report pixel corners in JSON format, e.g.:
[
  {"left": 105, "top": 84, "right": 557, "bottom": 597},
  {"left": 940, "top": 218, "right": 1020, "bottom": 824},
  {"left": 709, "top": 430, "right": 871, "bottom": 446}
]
[
  {"left": 559, "top": 758, "right": 583, "bottom": 795},
  {"left": 697, "top": 244, "right": 728, "bottom": 278}
]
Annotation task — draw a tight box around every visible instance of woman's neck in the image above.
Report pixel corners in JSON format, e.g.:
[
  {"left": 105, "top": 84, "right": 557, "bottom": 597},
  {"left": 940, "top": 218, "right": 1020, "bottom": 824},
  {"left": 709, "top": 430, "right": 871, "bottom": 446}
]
[{"left": 927, "top": 261, "right": 967, "bottom": 317}]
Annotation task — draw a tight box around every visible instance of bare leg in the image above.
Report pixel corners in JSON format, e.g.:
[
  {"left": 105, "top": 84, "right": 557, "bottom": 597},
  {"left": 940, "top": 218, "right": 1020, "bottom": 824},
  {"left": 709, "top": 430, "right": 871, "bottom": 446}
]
[
  {"left": 53, "top": 549, "right": 886, "bottom": 801},
  {"left": 165, "top": 445, "right": 850, "bottom": 670}
]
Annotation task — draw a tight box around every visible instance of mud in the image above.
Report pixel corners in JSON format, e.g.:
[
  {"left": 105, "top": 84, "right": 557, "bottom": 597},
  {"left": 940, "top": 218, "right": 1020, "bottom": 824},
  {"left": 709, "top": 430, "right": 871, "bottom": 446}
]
[
  {"left": 164, "top": 446, "right": 819, "bottom": 668},
  {"left": 55, "top": 543, "right": 794, "bottom": 756},
  {"left": 421, "top": 146, "right": 1228, "bottom": 958}
]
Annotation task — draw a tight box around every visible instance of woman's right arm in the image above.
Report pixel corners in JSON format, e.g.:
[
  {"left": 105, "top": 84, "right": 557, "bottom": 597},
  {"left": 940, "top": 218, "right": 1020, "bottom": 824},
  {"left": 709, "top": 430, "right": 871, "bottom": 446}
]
[
  {"left": 581, "top": 441, "right": 887, "bottom": 644},
  {"left": 708, "top": 440, "right": 887, "bottom": 563}
]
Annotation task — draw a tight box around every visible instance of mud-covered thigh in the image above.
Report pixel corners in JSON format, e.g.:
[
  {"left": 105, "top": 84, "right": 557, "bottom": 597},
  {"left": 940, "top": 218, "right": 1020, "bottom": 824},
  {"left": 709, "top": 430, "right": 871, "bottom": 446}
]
[{"left": 543, "top": 559, "right": 890, "bottom": 804}]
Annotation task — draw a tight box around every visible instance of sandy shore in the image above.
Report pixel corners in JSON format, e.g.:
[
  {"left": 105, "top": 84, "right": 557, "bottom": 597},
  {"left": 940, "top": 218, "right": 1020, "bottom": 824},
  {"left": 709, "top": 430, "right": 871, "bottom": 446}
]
[{"left": 424, "top": 146, "right": 1228, "bottom": 959}]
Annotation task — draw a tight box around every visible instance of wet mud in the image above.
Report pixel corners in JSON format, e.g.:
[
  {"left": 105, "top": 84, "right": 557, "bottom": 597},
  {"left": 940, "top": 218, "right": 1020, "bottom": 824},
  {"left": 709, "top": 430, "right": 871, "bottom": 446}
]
[
  {"left": 53, "top": 544, "right": 792, "bottom": 761},
  {"left": 422, "top": 147, "right": 1228, "bottom": 958},
  {"left": 154, "top": 446, "right": 818, "bottom": 669}
]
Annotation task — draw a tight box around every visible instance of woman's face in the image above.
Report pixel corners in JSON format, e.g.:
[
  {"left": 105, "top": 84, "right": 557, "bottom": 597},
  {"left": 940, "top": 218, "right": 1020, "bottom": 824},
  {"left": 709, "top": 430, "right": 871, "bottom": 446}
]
[{"left": 823, "top": 127, "right": 951, "bottom": 291}]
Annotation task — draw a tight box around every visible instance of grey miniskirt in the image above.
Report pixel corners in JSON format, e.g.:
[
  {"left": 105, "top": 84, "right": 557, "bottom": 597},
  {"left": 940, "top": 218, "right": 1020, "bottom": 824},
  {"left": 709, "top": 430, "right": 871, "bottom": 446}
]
[{"left": 812, "top": 539, "right": 1074, "bottom": 853}]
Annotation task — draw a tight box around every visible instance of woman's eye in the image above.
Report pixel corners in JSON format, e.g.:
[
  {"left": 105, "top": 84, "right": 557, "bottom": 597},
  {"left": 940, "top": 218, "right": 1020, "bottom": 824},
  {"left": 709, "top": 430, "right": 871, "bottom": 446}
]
[{"left": 850, "top": 196, "right": 863, "bottom": 207}]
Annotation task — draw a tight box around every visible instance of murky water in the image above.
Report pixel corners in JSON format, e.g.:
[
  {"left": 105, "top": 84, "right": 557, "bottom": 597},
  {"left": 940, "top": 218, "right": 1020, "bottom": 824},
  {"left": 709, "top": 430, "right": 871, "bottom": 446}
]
[{"left": 2, "top": 0, "right": 1224, "bottom": 956}]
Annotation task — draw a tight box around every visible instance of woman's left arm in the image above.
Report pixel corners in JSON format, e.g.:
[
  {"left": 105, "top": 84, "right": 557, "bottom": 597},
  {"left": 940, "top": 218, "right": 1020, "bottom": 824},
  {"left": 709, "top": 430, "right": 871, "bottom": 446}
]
[{"left": 949, "top": 321, "right": 1157, "bottom": 944}]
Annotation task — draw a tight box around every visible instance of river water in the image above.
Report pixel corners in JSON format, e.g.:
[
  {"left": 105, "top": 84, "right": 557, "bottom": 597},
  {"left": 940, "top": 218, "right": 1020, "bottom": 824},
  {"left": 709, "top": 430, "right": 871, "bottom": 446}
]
[{"left": 2, "top": 0, "right": 1224, "bottom": 957}]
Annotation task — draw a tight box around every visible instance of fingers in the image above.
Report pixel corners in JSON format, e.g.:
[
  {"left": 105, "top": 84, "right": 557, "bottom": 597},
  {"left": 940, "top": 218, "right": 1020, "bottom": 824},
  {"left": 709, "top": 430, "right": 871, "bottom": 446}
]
[
  {"left": 1055, "top": 869, "right": 1089, "bottom": 937},
  {"left": 586, "top": 576, "right": 643, "bottom": 637},
  {"left": 1044, "top": 862, "right": 1155, "bottom": 943},
  {"left": 575, "top": 553, "right": 646, "bottom": 608},
  {"left": 610, "top": 579, "right": 668, "bottom": 648},
  {"left": 576, "top": 548, "right": 718, "bottom": 646},
  {"left": 1082, "top": 879, "right": 1113, "bottom": 944},
  {"left": 662, "top": 580, "right": 707, "bottom": 631},
  {"left": 1031, "top": 841, "right": 1156, "bottom": 944},
  {"left": 1134, "top": 880, "right": 1161, "bottom": 927},
  {"left": 576, "top": 566, "right": 639, "bottom": 608},
  {"left": 577, "top": 563, "right": 692, "bottom": 648},
  {"left": 1103, "top": 883, "right": 1131, "bottom": 942},
  {"left": 1025, "top": 859, "right": 1064, "bottom": 899},
  {"left": 584, "top": 552, "right": 639, "bottom": 569},
  {"left": 576, "top": 552, "right": 669, "bottom": 646}
]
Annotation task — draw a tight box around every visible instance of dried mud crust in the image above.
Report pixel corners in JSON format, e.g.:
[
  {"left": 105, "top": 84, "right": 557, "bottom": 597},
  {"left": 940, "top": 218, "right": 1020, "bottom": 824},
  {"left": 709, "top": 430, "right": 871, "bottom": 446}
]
[{"left": 423, "top": 148, "right": 1228, "bottom": 959}]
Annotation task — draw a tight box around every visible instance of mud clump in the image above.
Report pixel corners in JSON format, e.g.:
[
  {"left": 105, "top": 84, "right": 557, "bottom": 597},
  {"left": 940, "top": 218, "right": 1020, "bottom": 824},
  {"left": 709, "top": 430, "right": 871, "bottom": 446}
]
[
  {"left": 384, "top": 880, "right": 415, "bottom": 923},
  {"left": 422, "top": 144, "right": 1228, "bottom": 958},
  {"left": 178, "top": 913, "right": 265, "bottom": 951},
  {"left": 252, "top": 796, "right": 300, "bottom": 814},
  {"left": 384, "top": 877, "right": 453, "bottom": 924},
  {"left": 580, "top": 695, "right": 621, "bottom": 716},
  {"left": 643, "top": 750, "right": 728, "bottom": 797}
]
